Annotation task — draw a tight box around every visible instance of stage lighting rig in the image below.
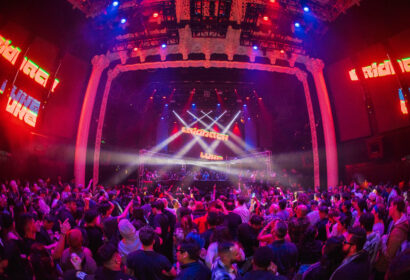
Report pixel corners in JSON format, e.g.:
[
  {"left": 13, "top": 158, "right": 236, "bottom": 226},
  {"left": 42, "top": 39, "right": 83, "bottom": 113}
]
[
  {"left": 66, "top": 0, "right": 361, "bottom": 53},
  {"left": 189, "top": 0, "right": 233, "bottom": 38}
]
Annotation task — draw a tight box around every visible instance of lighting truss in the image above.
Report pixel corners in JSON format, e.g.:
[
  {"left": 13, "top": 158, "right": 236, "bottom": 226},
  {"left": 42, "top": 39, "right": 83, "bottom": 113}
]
[
  {"left": 240, "top": 2, "right": 306, "bottom": 54},
  {"left": 189, "top": 0, "right": 233, "bottom": 38}
]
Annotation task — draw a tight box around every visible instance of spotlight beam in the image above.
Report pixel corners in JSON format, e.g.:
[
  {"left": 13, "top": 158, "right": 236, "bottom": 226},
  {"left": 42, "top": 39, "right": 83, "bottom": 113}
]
[
  {"left": 206, "top": 110, "right": 242, "bottom": 153},
  {"left": 173, "top": 111, "right": 226, "bottom": 158},
  {"left": 201, "top": 112, "right": 253, "bottom": 151},
  {"left": 149, "top": 111, "right": 212, "bottom": 154},
  {"left": 196, "top": 110, "right": 246, "bottom": 155}
]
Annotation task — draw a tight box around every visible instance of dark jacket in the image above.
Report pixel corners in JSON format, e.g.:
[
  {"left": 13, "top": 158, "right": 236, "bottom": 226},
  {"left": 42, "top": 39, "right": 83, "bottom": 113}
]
[
  {"left": 375, "top": 215, "right": 409, "bottom": 272},
  {"left": 268, "top": 239, "right": 298, "bottom": 279},
  {"left": 176, "top": 261, "right": 211, "bottom": 280},
  {"left": 329, "top": 250, "right": 371, "bottom": 280}
]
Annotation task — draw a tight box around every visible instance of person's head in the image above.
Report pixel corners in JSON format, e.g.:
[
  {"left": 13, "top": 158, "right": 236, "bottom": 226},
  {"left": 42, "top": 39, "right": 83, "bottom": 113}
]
[
  {"left": 296, "top": 204, "right": 308, "bottom": 218},
  {"left": 181, "top": 215, "right": 194, "bottom": 231},
  {"left": 269, "top": 203, "right": 279, "bottom": 215},
  {"left": 237, "top": 196, "right": 247, "bottom": 206},
  {"left": 118, "top": 219, "right": 137, "bottom": 241},
  {"left": 218, "top": 242, "right": 241, "bottom": 266},
  {"left": 321, "top": 236, "right": 344, "bottom": 269},
  {"left": 161, "top": 198, "right": 169, "bottom": 209},
  {"left": 274, "top": 220, "right": 287, "bottom": 240},
  {"left": 98, "top": 243, "right": 122, "bottom": 271},
  {"left": 98, "top": 201, "right": 113, "bottom": 217},
  {"left": 356, "top": 198, "right": 367, "bottom": 213},
  {"left": 64, "top": 197, "right": 77, "bottom": 213},
  {"left": 337, "top": 214, "right": 351, "bottom": 233},
  {"left": 302, "top": 226, "right": 318, "bottom": 243},
  {"left": 252, "top": 246, "right": 275, "bottom": 270},
  {"left": 319, "top": 205, "right": 329, "bottom": 220},
  {"left": 279, "top": 199, "right": 287, "bottom": 210},
  {"left": 139, "top": 226, "right": 155, "bottom": 247},
  {"left": 328, "top": 208, "right": 340, "bottom": 223},
  {"left": 42, "top": 214, "right": 55, "bottom": 230},
  {"left": 224, "top": 199, "right": 235, "bottom": 211},
  {"left": 207, "top": 211, "right": 221, "bottom": 228},
  {"left": 310, "top": 200, "right": 319, "bottom": 210},
  {"left": 371, "top": 203, "right": 386, "bottom": 221},
  {"left": 250, "top": 215, "right": 264, "bottom": 230},
  {"left": 343, "top": 226, "right": 367, "bottom": 257},
  {"left": 359, "top": 212, "right": 375, "bottom": 233},
  {"left": 389, "top": 196, "right": 405, "bottom": 220},
  {"left": 151, "top": 200, "right": 164, "bottom": 214},
  {"left": 176, "top": 239, "right": 201, "bottom": 264},
  {"left": 67, "top": 229, "right": 83, "bottom": 251},
  {"left": 342, "top": 200, "right": 351, "bottom": 213},
  {"left": 29, "top": 243, "right": 57, "bottom": 280},
  {"left": 181, "top": 198, "right": 189, "bottom": 208},
  {"left": 15, "top": 213, "right": 36, "bottom": 238},
  {"left": 367, "top": 193, "right": 377, "bottom": 208},
  {"left": 84, "top": 209, "right": 99, "bottom": 226}
]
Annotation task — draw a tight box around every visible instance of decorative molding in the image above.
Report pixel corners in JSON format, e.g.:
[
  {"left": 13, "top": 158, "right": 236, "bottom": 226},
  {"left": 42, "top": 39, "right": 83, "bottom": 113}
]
[{"left": 91, "top": 59, "right": 322, "bottom": 188}]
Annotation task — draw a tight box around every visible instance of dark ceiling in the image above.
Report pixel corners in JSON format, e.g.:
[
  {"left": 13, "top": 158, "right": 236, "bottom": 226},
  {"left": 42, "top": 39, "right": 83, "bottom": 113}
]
[{"left": 0, "top": 0, "right": 409, "bottom": 63}]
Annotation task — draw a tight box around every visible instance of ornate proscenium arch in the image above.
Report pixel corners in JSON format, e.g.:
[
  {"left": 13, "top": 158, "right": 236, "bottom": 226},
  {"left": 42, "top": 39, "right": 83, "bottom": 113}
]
[{"left": 74, "top": 50, "right": 337, "bottom": 190}]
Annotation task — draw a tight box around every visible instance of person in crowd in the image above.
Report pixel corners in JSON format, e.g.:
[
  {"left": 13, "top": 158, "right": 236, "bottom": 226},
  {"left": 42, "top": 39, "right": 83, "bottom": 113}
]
[
  {"left": 202, "top": 211, "right": 221, "bottom": 250},
  {"left": 233, "top": 195, "right": 250, "bottom": 223},
  {"left": 118, "top": 218, "right": 141, "bottom": 263},
  {"left": 211, "top": 242, "right": 242, "bottom": 280},
  {"left": 298, "top": 226, "right": 322, "bottom": 273},
  {"left": 205, "top": 225, "right": 245, "bottom": 269},
  {"left": 0, "top": 172, "right": 408, "bottom": 280},
  {"left": 329, "top": 226, "right": 371, "bottom": 280},
  {"left": 385, "top": 248, "right": 410, "bottom": 280},
  {"left": 375, "top": 196, "right": 409, "bottom": 279},
  {"left": 126, "top": 226, "right": 176, "bottom": 280},
  {"left": 277, "top": 199, "right": 290, "bottom": 221},
  {"left": 237, "top": 214, "right": 264, "bottom": 258},
  {"left": 386, "top": 185, "right": 398, "bottom": 205},
  {"left": 307, "top": 201, "right": 320, "bottom": 226},
  {"left": 359, "top": 212, "right": 381, "bottom": 264},
  {"left": 288, "top": 204, "right": 310, "bottom": 245},
  {"left": 150, "top": 200, "right": 173, "bottom": 261},
  {"left": 29, "top": 243, "right": 59, "bottom": 280},
  {"left": 327, "top": 213, "right": 350, "bottom": 240},
  {"left": 57, "top": 197, "right": 77, "bottom": 228},
  {"left": 302, "top": 236, "right": 344, "bottom": 280},
  {"left": 60, "top": 228, "right": 98, "bottom": 275},
  {"left": 95, "top": 243, "right": 135, "bottom": 280},
  {"left": 243, "top": 246, "right": 285, "bottom": 280},
  {"left": 175, "top": 214, "right": 198, "bottom": 244},
  {"left": 82, "top": 209, "right": 103, "bottom": 259},
  {"left": 352, "top": 198, "right": 367, "bottom": 227},
  {"left": 371, "top": 203, "right": 386, "bottom": 236},
  {"left": 223, "top": 199, "right": 242, "bottom": 240},
  {"left": 176, "top": 238, "right": 211, "bottom": 280},
  {"left": 315, "top": 205, "right": 329, "bottom": 241},
  {"left": 98, "top": 199, "right": 133, "bottom": 243},
  {"left": 268, "top": 220, "right": 298, "bottom": 279}
]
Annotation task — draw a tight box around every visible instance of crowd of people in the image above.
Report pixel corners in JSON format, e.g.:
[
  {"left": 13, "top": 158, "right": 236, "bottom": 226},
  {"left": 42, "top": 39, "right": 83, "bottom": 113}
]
[{"left": 0, "top": 176, "right": 408, "bottom": 280}]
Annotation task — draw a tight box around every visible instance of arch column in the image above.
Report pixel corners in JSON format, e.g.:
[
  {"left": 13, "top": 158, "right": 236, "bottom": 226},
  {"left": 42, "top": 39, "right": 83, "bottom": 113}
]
[
  {"left": 74, "top": 54, "right": 110, "bottom": 187},
  {"left": 306, "top": 58, "right": 338, "bottom": 188}
]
